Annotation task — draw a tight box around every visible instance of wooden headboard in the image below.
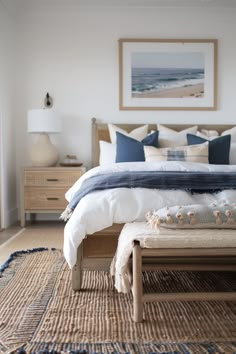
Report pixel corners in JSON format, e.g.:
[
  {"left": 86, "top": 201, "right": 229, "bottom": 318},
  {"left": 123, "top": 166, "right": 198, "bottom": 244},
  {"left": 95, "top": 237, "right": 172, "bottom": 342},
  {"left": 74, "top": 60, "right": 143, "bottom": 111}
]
[{"left": 91, "top": 117, "right": 234, "bottom": 167}]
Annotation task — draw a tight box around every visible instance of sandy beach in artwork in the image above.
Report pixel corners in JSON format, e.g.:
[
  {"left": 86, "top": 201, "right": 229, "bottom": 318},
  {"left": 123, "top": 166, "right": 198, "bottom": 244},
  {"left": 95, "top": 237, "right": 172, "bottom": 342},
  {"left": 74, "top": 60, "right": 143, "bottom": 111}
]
[{"left": 132, "top": 83, "right": 204, "bottom": 99}]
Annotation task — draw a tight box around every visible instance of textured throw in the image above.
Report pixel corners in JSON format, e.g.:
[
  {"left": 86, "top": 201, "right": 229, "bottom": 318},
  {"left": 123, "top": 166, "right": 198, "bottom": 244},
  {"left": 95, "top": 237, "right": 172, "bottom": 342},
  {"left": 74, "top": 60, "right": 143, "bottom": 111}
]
[
  {"left": 0, "top": 249, "right": 236, "bottom": 354},
  {"left": 146, "top": 203, "right": 236, "bottom": 229},
  {"left": 61, "top": 171, "right": 236, "bottom": 221}
]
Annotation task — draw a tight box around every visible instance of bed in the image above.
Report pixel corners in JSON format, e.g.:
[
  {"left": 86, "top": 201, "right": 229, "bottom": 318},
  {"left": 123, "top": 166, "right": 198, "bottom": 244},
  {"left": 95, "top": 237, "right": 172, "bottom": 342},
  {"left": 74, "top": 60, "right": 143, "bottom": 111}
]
[{"left": 63, "top": 118, "right": 236, "bottom": 295}]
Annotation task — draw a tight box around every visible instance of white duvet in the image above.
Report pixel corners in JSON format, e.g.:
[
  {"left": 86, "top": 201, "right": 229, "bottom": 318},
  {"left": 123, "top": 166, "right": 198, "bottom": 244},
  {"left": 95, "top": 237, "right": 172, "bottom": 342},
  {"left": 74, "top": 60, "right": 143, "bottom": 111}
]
[{"left": 63, "top": 161, "right": 236, "bottom": 268}]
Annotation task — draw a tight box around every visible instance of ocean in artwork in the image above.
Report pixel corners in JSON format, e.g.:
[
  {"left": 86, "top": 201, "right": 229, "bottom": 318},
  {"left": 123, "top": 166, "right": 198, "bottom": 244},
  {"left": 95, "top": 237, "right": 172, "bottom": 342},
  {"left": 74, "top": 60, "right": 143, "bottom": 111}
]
[{"left": 132, "top": 67, "right": 205, "bottom": 98}]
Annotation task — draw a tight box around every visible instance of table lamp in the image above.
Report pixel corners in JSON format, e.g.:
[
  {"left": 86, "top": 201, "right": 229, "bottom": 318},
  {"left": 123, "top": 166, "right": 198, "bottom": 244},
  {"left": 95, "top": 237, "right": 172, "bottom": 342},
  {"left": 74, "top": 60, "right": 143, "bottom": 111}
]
[{"left": 28, "top": 109, "right": 62, "bottom": 166}]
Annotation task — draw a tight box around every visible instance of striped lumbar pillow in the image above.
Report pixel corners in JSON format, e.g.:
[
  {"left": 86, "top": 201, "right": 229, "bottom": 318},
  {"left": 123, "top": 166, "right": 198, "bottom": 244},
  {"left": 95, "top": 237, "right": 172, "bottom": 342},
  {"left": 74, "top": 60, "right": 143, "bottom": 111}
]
[{"left": 144, "top": 142, "right": 209, "bottom": 163}]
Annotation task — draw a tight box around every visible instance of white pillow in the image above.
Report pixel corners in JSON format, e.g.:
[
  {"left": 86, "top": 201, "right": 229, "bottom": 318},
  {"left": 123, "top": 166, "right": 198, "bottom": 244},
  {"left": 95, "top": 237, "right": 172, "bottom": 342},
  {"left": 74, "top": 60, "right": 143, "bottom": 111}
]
[
  {"left": 144, "top": 142, "right": 209, "bottom": 163},
  {"left": 196, "top": 131, "right": 219, "bottom": 140},
  {"left": 230, "top": 143, "right": 236, "bottom": 164},
  {"left": 99, "top": 141, "right": 116, "bottom": 165},
  {"left": 200, "top": 129, "right": 219, "bottom": 138},
  {"left": 108, "top": 124, "right": 148, "bottom": 144},
  {"left": 157, "top": 124, "right": 198, "bottom": 147},
  {"left": 221, "top": 126, "right": 236, "bottom": 142}
]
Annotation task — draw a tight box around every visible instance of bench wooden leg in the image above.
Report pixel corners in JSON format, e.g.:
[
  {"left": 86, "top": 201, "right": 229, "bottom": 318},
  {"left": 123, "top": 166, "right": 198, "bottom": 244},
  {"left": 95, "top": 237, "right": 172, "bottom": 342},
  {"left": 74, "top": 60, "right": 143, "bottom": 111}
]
[
  {"left": 72, "top": 243, "right": 82, "bottom": 291},
  {"left": 133, "top": 241, "right": 143, "bottom": 322}
]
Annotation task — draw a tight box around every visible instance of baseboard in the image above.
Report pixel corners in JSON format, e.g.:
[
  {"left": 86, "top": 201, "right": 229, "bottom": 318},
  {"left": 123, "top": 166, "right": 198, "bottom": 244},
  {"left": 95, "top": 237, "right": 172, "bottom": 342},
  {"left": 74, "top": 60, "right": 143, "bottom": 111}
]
[
  {"left": 15, "top": 208, "right": 61, "bottom": 225},
  {"left": 26, "top": 213, "right": 61, "bottom": 221},
  {"left": 2, "top": 207, "right": 18, "bottom": 228}
]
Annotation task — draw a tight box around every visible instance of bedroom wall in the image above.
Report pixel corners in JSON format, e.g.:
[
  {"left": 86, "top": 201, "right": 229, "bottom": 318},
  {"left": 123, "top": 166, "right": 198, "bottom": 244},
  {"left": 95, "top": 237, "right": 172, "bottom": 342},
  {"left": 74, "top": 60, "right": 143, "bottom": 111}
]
[
  {"left": 0, "top": 2, "right": 17, "bottom": 227},
  {"left": 14, "top": 3, "right": 236, "bottom": 218}
]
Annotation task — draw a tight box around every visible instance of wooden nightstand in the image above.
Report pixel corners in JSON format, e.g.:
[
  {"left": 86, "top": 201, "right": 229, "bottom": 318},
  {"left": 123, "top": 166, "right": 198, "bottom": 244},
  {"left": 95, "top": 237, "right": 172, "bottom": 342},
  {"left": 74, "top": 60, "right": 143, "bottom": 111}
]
[{"left": 21, "top": 166, "right": 86, "bottom": 227}]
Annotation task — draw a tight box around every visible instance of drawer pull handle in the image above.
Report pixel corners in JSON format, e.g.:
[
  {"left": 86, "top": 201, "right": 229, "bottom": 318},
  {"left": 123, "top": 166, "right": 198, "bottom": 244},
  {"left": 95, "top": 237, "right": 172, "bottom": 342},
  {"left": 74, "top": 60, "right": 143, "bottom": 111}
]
[
  {"left": 47, "top": 197, "right": 59, "bottom": 200},
  {"left": 47, "top": 178, "right": 59, "bottom": 182}
]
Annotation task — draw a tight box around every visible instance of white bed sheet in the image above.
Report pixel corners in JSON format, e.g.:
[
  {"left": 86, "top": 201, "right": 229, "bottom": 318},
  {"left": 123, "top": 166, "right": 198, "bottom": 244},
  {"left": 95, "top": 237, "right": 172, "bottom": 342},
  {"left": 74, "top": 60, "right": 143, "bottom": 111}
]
[{"left": 63, "top": 161, "right": 236, "bottom": 268}]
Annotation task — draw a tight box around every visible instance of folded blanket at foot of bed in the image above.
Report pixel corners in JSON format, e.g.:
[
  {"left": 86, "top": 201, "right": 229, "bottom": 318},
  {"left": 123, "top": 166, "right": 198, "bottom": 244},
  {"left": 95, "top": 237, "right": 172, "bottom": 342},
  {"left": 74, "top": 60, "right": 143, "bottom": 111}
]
[
  {"left": 110, "top": 222, "right": 236, "bottom": 294},
  {"left": 146, "top": 203, "right": 236, "bottom": 229}
]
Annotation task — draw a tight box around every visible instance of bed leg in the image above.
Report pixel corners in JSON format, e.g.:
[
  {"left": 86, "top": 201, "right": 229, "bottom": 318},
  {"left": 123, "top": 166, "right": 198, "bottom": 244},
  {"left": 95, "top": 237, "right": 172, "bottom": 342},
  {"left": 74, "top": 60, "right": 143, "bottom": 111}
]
[
  {"left": 72, "top": 243, "right": 82, "bottom": 291},
  {"left": 133, "top": 241, "right": 143, "bottom": 322}
]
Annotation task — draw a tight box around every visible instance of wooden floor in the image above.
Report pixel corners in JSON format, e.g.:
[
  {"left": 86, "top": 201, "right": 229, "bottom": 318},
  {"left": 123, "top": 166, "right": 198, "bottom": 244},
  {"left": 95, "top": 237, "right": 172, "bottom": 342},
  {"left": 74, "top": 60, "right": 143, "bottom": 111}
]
[
  {"left": 0, "top": 223, "right": 21, "bottom": 246},
  {"left": 0, "top": 221, "right": 63, "bottom": 247}
]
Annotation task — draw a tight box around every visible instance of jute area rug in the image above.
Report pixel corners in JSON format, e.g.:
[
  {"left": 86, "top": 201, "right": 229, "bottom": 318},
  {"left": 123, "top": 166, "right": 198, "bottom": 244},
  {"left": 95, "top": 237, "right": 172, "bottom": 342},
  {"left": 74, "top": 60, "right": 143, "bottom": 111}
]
[{"left": 0, "top": 249, "right": 235, "bottom": 354}]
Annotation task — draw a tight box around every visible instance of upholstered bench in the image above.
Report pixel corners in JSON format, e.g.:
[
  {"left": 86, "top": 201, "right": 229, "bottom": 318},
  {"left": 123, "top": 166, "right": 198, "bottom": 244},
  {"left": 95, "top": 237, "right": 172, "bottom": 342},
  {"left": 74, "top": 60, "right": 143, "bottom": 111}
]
[{"left": 113, "top": 222, "right": 236, "bottom": 322}]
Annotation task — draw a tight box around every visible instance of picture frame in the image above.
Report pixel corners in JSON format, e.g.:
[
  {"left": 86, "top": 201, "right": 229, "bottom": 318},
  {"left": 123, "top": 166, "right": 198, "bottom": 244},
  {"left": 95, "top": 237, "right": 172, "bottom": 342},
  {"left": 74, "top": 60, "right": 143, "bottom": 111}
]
[{"left": 119, "top": 38, "right": 217, "bottom": 111}]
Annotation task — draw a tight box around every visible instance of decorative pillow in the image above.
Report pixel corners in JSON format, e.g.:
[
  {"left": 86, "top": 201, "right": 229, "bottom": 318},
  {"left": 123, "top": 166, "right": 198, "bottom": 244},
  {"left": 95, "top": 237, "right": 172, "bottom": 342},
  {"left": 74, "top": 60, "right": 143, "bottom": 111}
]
[
  {"left": 144, "top": 142, "right": 208, "bottom": 163},
  {"left": 197, "top": 131, "right": 219, "bottom": 140},
  {"left": 157, "top": 124, "right": 198, "bottom": 148},
  {"left": 108, "top": 124, "right": 148, "bottom": 144},
  {"left": 116, "top": 131, "right": 159, "bottom": 163},
  {"left": 146, "top": 203, "right": 236, "bottom": 229},
  {"left": 221, "top": 126, "right": 236, "bottom": 143},
  {"left": 187, "top": 134, "right": 231, "bottom": 165},
  {"left": 199, "top": 129, "right": 219, "bottom": 138},
  {"left": 99, "top": 140, "right": 116, "bottom": 165}
]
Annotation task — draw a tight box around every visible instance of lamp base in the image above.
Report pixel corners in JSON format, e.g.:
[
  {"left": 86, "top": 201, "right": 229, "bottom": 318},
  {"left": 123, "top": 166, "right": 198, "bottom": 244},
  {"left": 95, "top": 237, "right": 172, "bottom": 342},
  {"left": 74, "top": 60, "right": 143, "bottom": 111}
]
[{"left": 30, "top": 133, "right": 59, "bottom": 167}]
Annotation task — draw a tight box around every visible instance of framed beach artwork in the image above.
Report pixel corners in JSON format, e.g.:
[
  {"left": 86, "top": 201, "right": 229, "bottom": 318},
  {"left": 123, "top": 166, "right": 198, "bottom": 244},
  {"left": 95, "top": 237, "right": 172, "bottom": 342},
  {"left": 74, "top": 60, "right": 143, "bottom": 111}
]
[{"left": 119, "top": 38, "right": 217, "bottom": 111}]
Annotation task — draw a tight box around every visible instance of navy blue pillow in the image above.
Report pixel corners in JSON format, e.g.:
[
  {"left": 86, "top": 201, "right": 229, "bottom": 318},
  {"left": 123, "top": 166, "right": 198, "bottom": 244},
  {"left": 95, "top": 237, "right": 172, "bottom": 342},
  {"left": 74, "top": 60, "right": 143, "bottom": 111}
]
[
  {"left": 187, "top": 134, "right": 231, "bottom": 164},
  {"left": 116, "top": 131, "right": 159, "bottom": 163}
]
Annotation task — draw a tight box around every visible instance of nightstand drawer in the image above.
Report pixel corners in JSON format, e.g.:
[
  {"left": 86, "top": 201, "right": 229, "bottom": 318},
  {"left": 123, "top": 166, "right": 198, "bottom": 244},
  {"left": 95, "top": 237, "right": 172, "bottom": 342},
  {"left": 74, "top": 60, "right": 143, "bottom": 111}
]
[
  {"left": 24, "top": 188, "right": 68, "bottom": 210},
  {"left": 24, "top": 170, "right": 82, "bottom": 187}
]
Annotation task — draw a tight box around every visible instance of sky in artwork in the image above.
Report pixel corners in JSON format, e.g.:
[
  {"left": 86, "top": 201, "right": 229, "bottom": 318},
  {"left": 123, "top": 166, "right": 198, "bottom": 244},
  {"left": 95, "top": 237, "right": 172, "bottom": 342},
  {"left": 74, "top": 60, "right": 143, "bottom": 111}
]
[{"left": 132, "top": 52, "right": 204, "bottom": 69}]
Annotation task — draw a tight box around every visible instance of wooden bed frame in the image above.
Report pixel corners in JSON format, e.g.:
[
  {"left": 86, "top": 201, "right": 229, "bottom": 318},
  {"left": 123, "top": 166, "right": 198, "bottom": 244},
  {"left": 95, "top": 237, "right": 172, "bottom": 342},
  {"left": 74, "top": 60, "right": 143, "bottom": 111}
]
[{"left": 72, "top": 118, "right": 236, "bottom": 308}]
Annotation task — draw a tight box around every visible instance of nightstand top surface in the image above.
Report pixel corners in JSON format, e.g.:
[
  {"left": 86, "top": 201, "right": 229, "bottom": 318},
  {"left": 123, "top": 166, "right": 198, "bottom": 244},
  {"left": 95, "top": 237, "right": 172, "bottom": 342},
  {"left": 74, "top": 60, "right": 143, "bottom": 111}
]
[{"left": 23, "top": 166, "right": 86, "bottom": 171}]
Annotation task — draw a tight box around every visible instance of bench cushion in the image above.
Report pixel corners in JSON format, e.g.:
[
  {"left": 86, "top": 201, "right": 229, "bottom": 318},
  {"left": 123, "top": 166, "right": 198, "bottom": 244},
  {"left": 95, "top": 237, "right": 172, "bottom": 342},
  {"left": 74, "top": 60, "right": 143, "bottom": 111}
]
[{"left": 122, "top": 222, "right": 236, "bottom": 249}]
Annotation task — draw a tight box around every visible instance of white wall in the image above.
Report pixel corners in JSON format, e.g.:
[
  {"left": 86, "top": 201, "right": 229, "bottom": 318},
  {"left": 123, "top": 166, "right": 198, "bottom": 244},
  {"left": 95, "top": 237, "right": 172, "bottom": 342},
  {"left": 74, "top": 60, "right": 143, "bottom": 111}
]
[
  {"left": 14, "top": 4, "right": 236, "bottom": 218},
  {"left": 0, "top": 2, "right": 17, "bottom": 227}
]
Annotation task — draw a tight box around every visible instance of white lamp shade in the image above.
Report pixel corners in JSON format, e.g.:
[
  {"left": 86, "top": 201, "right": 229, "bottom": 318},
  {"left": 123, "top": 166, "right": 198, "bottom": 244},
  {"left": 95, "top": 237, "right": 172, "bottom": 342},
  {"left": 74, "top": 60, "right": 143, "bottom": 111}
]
[{"left": 28, "top": 109, "right": 62, "bottom": 133}]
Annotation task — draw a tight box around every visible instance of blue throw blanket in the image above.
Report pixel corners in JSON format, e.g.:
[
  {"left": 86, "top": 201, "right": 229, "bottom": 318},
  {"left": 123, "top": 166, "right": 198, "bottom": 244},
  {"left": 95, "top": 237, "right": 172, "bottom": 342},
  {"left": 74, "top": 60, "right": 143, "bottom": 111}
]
[{"left": 67, "top": 171, "right": 236, "bottom": 212}]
